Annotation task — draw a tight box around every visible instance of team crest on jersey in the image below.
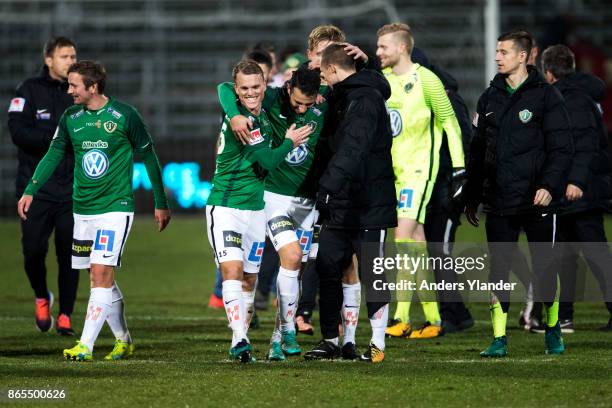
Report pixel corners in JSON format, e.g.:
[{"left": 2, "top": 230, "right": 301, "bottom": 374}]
[
  {"left": 306, "top": 120, "right": 317, "bottom": 132},
  {"left": 389, "top": 109, "right": 402, "bottom": 137},
  {"left": 248, "top": 128, "right": 265, "bottom": 145},
  {"left": 285, "top": 144, "right": 308, "bottom": 165},
  {"left": 103, "top": 121, "right": 117, "bottom": 133},
  {"left": 82, "top": 149, "right": 109, "bottom": 179},
  {"left": 398, "top": 188, "right": 414, "bottom": 209},
  {"left": 404, "top": 82, "right": 414, "bottom": 93},
  {"left": 519, "top": 109, "right": 532, "bottom": 123}
]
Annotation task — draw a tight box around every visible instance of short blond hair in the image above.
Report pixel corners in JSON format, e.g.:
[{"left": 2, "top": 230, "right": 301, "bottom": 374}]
[
  {"left": 308, "top": 25, "right": 346, "bottom": 51},
  {"left": 232, "top": 60, "right": 264, "bottom": 82},
  {"left": 377, "top": 23, "right": 414, "bottom": 55}
]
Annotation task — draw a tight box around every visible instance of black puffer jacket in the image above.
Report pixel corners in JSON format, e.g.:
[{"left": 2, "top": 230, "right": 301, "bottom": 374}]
[
  {"left": 8, "top": 66, "right": 74, "bottom": 201},
  {"left": 466, "top": 66, "right": 573, "bottom": 215},
  {"left": 318, "top": 69, "right": 397, "bottom": 229},
  {"left": 555, "top": 72, "right": 612, "bottom": 213}
]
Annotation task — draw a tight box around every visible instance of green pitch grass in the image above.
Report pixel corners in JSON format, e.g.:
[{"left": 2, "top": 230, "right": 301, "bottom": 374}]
[{"left": 1, "top": 216, "right": 611, "bottom": 407}]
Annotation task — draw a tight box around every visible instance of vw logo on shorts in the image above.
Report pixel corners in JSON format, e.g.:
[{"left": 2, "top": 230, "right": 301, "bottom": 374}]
[
  {"left": 389, "top": 109, "right": 402, "bottom": 137},
  {"left": 285, "top": 144, "right": 308, "bottom": 166},
  {"left": 82, "top": 149, "right": 109, "bottom": 179}
]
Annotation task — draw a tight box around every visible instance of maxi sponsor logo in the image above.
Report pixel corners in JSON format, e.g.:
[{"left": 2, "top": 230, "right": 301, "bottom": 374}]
[
  {"left": 248, "top": 242, "right": 265, "bottom": 262},
  {"left": 94, "top": 230, "right": 115, "bottom": 251}
]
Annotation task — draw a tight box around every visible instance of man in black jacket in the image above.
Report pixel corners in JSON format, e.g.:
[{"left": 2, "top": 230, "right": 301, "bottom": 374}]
[
  {"left": 304, "top": 43, "right": 396, "bottom": 363},
  {"left": 541, "top": 44, "right": 612, "bottom": 332},
  {"left": 465, "top": 30, "right": 573, "bottom": 357},
  {"left": 8, "top": 37, "right": 78, "bottom": 335}
]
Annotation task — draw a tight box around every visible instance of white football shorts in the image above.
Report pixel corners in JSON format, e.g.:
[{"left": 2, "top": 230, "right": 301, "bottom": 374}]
[
  {"left": 205, "top": 205, "right": 266, "bottom": 273},
  {"left": 72, "top": 212, "right": 134, "bottom": 269},
  {"left": 263, "top": 191, "right": 316, "bottom": 262}
]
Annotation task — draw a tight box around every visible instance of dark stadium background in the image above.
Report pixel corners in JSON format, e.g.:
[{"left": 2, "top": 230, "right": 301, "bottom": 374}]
[{"left": 1, "top": 0, "right": 611, "bottom": 216}]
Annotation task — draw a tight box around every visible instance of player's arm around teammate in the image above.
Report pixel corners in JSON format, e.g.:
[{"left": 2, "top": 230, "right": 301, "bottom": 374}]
[{"left": 206, "top": 61, "right": 311, "bottom": 362}]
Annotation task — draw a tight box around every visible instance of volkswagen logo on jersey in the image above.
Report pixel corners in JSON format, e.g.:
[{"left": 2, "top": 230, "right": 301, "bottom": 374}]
[
  {"left": 389, "top": 109, "right": 402, "bottom": 137},
  {"left": 82, "top": 149, "right": 109, "bottom": 179},
  {"left": 285, "top": 144, "right": 308, "bottom": 166}
]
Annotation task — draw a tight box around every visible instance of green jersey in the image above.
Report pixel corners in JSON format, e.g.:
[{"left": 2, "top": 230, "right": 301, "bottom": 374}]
[
  {"left": 207, "top": 104, "right": 294, "bottom": 210},
  {"left": 24, "top": 97, "right": 168, "bottom": 215},
  {"left": 218, "top": 84, "right": 326, "bottom": 198}
]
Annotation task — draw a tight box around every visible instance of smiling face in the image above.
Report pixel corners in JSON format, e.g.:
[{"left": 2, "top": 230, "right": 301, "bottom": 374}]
[
  {"left": 376, "top": 33, "right": 404, "bottom": 69},
  {"left": 288, "top": 86, "right": 316, "bottom": 115},
  {"left": 67, "top": 72, "right": 94, "bottom": 106},
  {"left": 495, "top": 40, "right": 527, "bottom": 75},
  {"left": 234, "top": 71, "right": 265, "bottom": 114}
]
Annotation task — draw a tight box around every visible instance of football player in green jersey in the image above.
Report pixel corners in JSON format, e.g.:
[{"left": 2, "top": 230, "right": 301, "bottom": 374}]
[
  {"left": 18, "top": 60, "right": 171, "bottom": 361},
  {"left": 218, "top": 63, "right": 332, "bottom": 360},
  {"left": 376, "top": 23, "right": 465, "bottom": 339},
  {"left": 206, "top": 60, "right": 311, "bottom": 363}
]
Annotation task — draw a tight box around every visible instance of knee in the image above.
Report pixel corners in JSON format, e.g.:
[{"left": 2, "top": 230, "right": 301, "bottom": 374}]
[
  {"left": 280, "top": 242, "right": 302, "bottom": 270},
  {"left": 220, "top": 262, "right": 243, "bottom": 281},
  {"left": 242, "top": 273, "right": 257, "bottom": 292},
  {"left": 89, "top": 264, "right": 114, "bottom": 288}
]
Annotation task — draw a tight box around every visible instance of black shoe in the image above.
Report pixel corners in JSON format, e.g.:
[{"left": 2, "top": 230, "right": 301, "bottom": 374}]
[
  {"left": 559, "top": 318, "right": 575, "bottom": 334},
  {"left": 600, "top": 317, "right": 612, "bottom": 332},
  {"left": 457, "top": 317, "right": 475, "bottom": 331},
  {"left": 304, "top": 340, "right": 341, "bottom": 361},
  {"left": 442, "top": 320, "right": 460, "bottom": 334},
  {"left": 341, "top": 342, "right": 360, "bottom": 360}
]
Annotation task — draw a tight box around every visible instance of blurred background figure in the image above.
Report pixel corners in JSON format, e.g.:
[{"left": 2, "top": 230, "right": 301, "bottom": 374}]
[{"left": 8, "top": 36, "right": 79, "bottom": 336}]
